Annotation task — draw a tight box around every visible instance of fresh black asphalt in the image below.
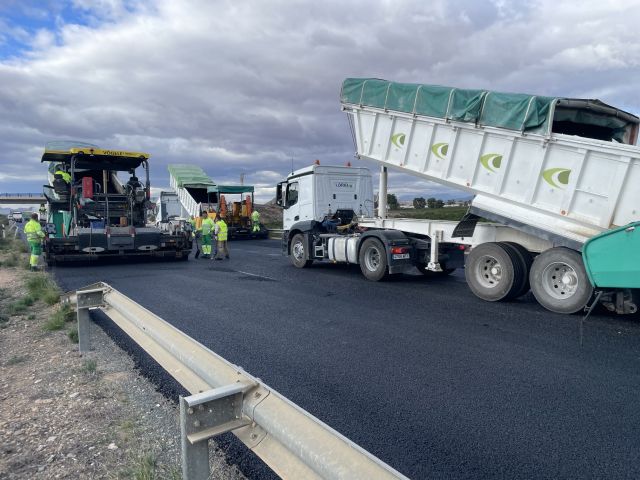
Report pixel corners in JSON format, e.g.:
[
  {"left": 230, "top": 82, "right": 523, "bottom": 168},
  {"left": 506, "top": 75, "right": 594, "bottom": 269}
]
[{"left": 53, "top": 239, "right": 640, "bottom": 479}]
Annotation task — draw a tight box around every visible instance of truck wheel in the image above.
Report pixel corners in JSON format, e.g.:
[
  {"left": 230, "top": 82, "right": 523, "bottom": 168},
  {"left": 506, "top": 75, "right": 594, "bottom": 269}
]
[
  {"left": 290, "top": 233, "right": 313, "bottom": 268},
  {"left": 359, "top": 238, "right": 388, "bottom": 281},
  {"left": 499, "top": 242, "right": 533, "bottom": 298},
  {"left": 529, "top": 247, "right": 593, "bottom": 314},
  {"left": 465, "top": 242, "right": 523, "bottom": 301}
]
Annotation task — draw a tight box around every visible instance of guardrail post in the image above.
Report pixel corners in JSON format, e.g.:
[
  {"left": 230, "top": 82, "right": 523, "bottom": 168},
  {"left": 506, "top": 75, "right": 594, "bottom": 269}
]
[
  {"left": 179, "top": 384, "right": 252, "bottom": 479},
  {"left": 76, "top": 289, "right": 105, "bottom": 354}
]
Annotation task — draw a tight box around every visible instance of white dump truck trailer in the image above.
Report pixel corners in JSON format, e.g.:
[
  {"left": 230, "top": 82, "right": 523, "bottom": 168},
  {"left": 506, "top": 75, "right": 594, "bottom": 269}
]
[{"left": 278, "top": 79, "right": 640, "bottom": 315}]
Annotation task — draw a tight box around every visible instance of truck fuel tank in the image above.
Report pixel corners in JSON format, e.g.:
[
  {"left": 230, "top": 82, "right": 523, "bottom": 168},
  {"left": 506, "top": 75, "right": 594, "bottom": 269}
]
[{"left": 327, "top": 235, "right": 359, "bottom": 263}]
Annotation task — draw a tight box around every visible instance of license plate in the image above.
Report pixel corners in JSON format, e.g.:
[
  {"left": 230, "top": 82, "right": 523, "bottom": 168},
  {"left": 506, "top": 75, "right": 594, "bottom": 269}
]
[{"left": 392, "top": 253, "right": 410, "bottom": 260}]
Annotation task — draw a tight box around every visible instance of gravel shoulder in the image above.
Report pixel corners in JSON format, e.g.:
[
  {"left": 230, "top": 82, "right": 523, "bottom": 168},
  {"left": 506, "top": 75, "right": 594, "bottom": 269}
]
[{"left": 0, "top": 246, "right": 247, "bottom": 479}]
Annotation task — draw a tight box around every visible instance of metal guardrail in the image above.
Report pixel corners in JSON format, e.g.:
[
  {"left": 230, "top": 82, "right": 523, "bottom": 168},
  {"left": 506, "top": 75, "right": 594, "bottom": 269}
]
[
  {"left": 65, "top": 283, "right": 409, "bottom": 480},
  {"left": 267, "top": 228, "right": 284, "bottom": 239}
]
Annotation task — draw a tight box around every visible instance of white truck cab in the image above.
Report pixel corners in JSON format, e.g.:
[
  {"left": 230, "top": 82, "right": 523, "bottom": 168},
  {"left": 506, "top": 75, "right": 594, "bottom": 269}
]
[{"left": 276, "top": 164, "right": 374, "bottom": 231}]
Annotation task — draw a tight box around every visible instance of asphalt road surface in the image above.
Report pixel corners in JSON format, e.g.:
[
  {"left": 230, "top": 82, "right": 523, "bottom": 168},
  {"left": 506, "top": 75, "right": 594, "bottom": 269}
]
[{"left": 53, "top": 239, "right": 640, "bottom": 479}]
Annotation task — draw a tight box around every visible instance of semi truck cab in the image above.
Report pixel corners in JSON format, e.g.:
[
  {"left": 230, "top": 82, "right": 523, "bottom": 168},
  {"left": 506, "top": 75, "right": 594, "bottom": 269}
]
[{"left": 276, "top": 164, "right": 374, "bottom": 230}]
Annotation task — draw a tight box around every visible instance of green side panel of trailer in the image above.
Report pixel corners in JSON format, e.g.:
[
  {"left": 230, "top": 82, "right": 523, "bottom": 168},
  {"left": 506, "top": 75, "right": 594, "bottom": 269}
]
[{"left": 582, "top": 221, "right": 640, "bottom": 288}]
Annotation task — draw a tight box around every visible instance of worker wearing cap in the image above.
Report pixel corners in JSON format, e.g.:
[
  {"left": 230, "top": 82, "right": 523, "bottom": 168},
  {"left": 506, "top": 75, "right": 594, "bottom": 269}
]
[
  {"left": 24, "top": 213, "right": 45, "bottom": 271},
  {"left": 38, "top": 204, "right": 47, "bottom": 221},
  {"left": 251, "top": 209, "right": 260, "bottom": 233},
  {"left": 199, "top": 211, "right": 215, "bottom": 259},
  {"left": 214, "top": 215, "right": 229, "bottom": 260}
]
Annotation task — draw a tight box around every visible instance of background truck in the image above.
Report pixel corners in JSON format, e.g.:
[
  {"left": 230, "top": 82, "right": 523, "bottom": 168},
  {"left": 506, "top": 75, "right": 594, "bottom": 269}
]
[
  {"left": 41, "top": 142, "right": 192, "bottom": 264},
  {"left": 278, "top": 79, "right": 640, "bottom": 315},
  {"left": 168, "top": 164, "right": 267, "bottom": 239}
]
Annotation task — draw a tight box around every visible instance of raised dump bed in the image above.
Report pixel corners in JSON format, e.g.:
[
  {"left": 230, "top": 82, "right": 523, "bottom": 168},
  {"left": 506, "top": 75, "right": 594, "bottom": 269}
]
[
  {"left": 341, "top": 78, "right": 640, "bottom": 248},
  {"left": 168, "top": 164, "right": 218, "bottom": 218}
]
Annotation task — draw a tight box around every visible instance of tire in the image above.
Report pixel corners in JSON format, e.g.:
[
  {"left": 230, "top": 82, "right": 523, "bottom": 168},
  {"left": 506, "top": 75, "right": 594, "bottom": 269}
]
[
  {"left": 529, "top": 247, "right": 593, "bottom": 314},
  {"left": 359, "top": 238, "right": 388, "bottom": 281},
  {"left": 465, "top": 242, "right": 523, "bottom": 301},
  {"left": 499, "top": 242, "right": 533, "bottom": 298},
  {"left": 290, "top": 233, "right": 313, "bottom": 268}
]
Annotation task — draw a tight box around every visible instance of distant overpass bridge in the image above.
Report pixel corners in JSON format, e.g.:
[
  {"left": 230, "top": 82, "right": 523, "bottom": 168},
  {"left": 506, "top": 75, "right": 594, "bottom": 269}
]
[{"left": 0, "top": 193, "right": 46, "bottom": 205}]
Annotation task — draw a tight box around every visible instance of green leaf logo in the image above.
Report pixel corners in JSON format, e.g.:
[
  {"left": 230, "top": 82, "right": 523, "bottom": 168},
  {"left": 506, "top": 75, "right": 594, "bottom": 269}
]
[
  {"left": 479, "top": 153, "right": 503, "bottom": 173},
  {"left": 542, "top": 168, "right": 572, "bottom": 188},
  {"left": 431, "top": 142, "right": 448, "bottom": 160},
  {"left": 391, "top": 133, "right": 406, "bottom": 148}
]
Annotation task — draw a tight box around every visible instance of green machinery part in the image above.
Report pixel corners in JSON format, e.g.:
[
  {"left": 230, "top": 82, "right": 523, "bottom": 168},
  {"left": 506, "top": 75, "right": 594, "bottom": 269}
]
[{"left": 582, "top": 221, "right": 640, "bottom": 288}]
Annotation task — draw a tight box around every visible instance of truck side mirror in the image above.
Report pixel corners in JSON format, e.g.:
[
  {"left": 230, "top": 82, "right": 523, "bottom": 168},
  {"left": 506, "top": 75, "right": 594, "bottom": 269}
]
[{"left": 276, "top": 182, "right": 285, "bottom": 208}]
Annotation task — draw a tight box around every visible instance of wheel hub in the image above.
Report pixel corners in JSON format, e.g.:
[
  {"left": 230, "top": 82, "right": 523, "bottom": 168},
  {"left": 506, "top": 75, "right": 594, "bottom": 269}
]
[
  {"left": 293, "top": 242, "right": 304, "bottom": 260},
  {"left": 475, "top": 255, "right": 502, "bottom": 288},
  {"left": 542, "top": 262, "right": 579, "bottom": 299}
]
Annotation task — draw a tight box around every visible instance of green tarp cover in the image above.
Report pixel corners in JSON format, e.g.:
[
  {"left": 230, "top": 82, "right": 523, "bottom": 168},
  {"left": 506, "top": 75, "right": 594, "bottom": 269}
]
[
  {"left": 341, "top": 78, "right": 556, "bottom": 133},
  {"left": 207, "top": 185, "right": 254, "bottom": 194},
  {"left": 168, "top": 164, "right": 215, "bottom": 188}
]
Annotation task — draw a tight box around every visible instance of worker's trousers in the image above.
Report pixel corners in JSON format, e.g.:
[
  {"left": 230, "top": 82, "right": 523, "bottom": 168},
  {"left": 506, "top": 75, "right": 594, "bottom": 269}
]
[
  {"left": 28, "top": 241, "right": 41, "bottom": 267},
  {"left": 215, "top": 240, "right": 229, "bottom": 259}
]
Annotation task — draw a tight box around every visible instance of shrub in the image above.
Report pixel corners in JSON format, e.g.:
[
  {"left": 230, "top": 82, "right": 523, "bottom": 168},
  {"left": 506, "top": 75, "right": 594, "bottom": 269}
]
[
  {"left": 26, "top": 275, "right": 60, "bottom": 304},
  {"left": 68, "top": 327, "right": 79, "bottom": 344},
  {"left": 7, "top": 296, "right": 35, "bottom": 316},
  {"left": 44, "top": 305, "right": 73, "bottom": 331},
  {"left": 82, "top": 359, "right": 97, "bottom": 374}
]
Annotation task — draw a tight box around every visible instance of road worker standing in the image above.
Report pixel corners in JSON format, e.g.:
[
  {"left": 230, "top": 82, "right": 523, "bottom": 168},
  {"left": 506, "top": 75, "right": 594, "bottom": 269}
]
[
  {"left": 251, "top": 209, "right": 261, "bottom": 233},
  {"left": 214, "top": 215, "right": 229, "bottom": 260},
  {"left": 199, "top": 211, "right": 215, "bottom": 259},
  {"left": 189, "top": 216, "right": 200, "bottom": 258},
  {"left": 24, "top": 213, "right": 45, "bottom": 271},
  {"left": 38, "top": 204, "right": 47, "bottom": 221}
]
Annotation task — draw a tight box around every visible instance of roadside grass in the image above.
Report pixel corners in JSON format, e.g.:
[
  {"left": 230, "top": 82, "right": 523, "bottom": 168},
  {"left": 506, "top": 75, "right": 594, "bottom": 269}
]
[
  {"left": 25, "top": 274, "right": 60, "bottom": 305},
  {"left": 0, "top": 252, "right": 20, "bottom": 268},
  {"left": 68, "top": 327, "right": 79, "bottom": 343},
  {"left": 6, "top": 354, "right": 28, "bottom": 366},
  {"left": 44, "top": 304, "right": 74, "bottom": 331},
  {"left": 7, "top": 296, "right": 35, "bottom": 316},
  {"left": 388, "top": 206, "right": 469, "bottom": 221},
  {"left": 118, "top": 450, "right": 181, "bottom": 480},
  {"left": 82, "top": 359, "right": 97, "bottom": 374}
]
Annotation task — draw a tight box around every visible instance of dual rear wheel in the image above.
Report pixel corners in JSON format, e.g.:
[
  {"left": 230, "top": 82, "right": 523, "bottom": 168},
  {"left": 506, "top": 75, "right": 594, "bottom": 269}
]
[{"left": 465, "top": 243, "right": 592, "bottom": 314}]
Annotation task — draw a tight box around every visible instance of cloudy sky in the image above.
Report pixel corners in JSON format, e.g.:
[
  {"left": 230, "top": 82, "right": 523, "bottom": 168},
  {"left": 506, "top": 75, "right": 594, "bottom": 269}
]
[{"left": 1, "top": 0, "right": 639, "bottom": 203}]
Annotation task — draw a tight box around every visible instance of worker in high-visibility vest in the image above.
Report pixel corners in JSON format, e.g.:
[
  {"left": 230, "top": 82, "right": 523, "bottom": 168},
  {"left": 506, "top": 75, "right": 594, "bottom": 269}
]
[
  {"left": 38, "top": 204, "right": 47, "bottom": 221},
  {"left": 189, "top": 216, "right": 199, "bottom": 258},
  {"left": 24, "top": 213, "right": 45, "bottom": 271},
  {"left": 54, "top": 165, "right": 71, "bottom": 183},
  {"left": 199, "top": 211, "right": 215, "bottom": 259},
  {"left": 214, "top": 215, "right": 229, "bottom": 260},
  {"left": 251, "top": 209, "right": 260, "bottom": 233}
]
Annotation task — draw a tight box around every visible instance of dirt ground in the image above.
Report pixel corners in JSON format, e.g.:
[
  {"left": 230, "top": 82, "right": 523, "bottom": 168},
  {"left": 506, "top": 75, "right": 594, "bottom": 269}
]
[{"left": 0, "top": 250, "right": 246, "bottom": 479}]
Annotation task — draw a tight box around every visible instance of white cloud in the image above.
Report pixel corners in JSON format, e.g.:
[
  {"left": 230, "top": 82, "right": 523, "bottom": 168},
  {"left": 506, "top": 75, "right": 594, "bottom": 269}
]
[{"left": 1, "top": 0, "right": 640, "bottom": 204}]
